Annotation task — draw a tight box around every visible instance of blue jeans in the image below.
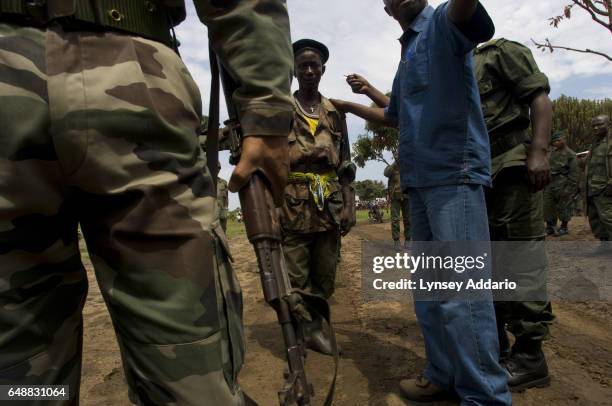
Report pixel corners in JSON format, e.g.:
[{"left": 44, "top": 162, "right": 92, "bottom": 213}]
[{"left": 408, "top": 184, "right": 511, "bottom": 406}]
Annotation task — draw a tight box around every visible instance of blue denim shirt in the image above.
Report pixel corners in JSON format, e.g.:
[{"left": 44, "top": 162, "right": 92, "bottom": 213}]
[{"left": 385, "top": 2, "right": 494, "bottom": 190}]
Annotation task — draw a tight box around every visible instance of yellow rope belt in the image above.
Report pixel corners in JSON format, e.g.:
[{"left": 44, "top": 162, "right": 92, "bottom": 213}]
[{"left": 288, "top": 170, "right": 338, "bottom": 211}]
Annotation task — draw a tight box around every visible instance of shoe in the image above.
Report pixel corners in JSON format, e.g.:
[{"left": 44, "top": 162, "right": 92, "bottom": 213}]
[
  {"left": 545, "top": 226, "right": 556, "bottom": 236},
  {"left": 398, "top": 374, "right": 457, "bottom": 402},
  {"left": 394, "top": 240, "right": 401, "bottom": 250},
  {"left": 303, "top": 315, "right": 341, "bottom": 356},
  {"left": 404, "top": 240, "right": 411, "bottom": 250},
  {"left": 556, "top": 227, "right": 568, "bottom": 236},
  {"left": 504, "top": 340, "right": 550, "bottom": 392}
]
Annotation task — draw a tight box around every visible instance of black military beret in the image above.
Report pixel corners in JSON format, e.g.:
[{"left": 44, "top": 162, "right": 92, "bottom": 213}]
[
  {"left": 551, "top": 130, "right": 566, "bottom": 142},
  {"left": 292, "top": 39, "right": 329, "bottom": 64}
]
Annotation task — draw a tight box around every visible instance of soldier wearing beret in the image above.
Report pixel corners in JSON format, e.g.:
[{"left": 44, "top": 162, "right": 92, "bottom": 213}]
[{"left": 280, "top": 39, "right": 356, "bottom": 355}]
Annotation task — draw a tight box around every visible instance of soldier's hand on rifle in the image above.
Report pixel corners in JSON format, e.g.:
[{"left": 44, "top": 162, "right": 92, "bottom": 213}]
[
  {"left": 346, "top": 74, "right": 371, "bottom": 95},
  {"left": 228, "top": 136, "right": 289, "bottom": 206},
  {"left": 526, "top": 146, "right": 551, "bottom": 192}
]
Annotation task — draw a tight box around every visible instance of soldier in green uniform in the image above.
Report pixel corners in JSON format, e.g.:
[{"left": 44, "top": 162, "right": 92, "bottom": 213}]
[
  {"left": 216, "top": 163, "right": 230, "bottom": 233},
  {"left": 585, "top": 114, "right": 612, "bottom": 254},
  {"left": 544, "top": 130, "right": 578, "bottom": 236},
  {"left": 475, "top": 38, "right": 555, "bottom": 391},
  {"left": 280, "top": 39, "right": 356, "bottom": 355},
  {"left": 384, "top": 157, "right": 411, "bottom": 249},
  {"left": 0, "top": 1, "right": 293, "bottom": 405}
]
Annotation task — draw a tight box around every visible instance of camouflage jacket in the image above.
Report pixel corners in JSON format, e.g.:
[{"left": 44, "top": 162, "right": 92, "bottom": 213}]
[
  {"left": 194, "top": 0, "right": 293, "bottom": 137},
  {"left": 280, "top": 94, "right": 356, "bottom": 233},
  {"left": 384, "top": 161, "right": 404, "bottom": 200},
  {"left": 216, "top": 177, "right": 229, "bottom": 220},
  {"left": 585, "top": 131, "right": 612, "bottom": 196},
  {"left": 474, "top": 38, "right": 550, "bottom": 176}
]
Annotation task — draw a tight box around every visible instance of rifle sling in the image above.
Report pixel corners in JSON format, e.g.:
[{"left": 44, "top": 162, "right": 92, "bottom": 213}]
[
  {"left": 296, "top": 290, "right": 339, "bottom": 406},
  {"left": 207, "top": 46, "right": 220, "bottom": 186}
]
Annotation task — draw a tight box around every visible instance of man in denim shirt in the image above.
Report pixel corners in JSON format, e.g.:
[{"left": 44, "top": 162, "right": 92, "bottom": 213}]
[{"left": 332, "top": 0, "right": 511, "bottom": 404}]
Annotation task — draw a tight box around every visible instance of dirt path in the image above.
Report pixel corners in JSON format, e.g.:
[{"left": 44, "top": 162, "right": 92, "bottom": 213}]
[{"left": 80, "top": 217, "right": 612, "bottom": 405}]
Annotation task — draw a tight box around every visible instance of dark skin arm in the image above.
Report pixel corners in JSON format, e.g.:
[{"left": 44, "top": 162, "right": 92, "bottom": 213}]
[
  {"left": 526, "top": 91, "right": 553, "bottom": 192},
  {"left": 447, "top": 0, "right": 479, "bottom": 24},
  {"left": 329, "top": 99, "right": 397, "bottom": 128},
  {"left": 346, "top": 74, "right": 390, "bottom": 108}
]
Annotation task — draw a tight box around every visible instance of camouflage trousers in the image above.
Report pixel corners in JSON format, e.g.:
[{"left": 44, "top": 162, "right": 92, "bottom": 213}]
[
  {"left": 0, "top": 23, "right": 244, "bottom": 405},
  {"left": 543, "top": 176, "right": 575, "bottom": 224},
  {"left": 587, "top": 192, "right": 612, "bottom": 240},
  {"left": 283, "top": 230, "right": 340, "bottom": 299},
  {"left": 390, "top": 195, "right": 410, "bottom": 241},
  {"left": 487, "top": 167, "right": 554, "bottom": 342}
]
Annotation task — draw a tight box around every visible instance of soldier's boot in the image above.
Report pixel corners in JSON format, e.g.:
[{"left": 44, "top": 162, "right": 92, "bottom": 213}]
[
  {"left": 303, "top": 314, "right": 341, "bottom": 356},
  {"left": 394, "top": 240, "right": 401, "bottom": 250},
  {"left": 504, "top": 339, "right": 550, "bottom": 392},
  {"left": 403, "top": 239, "right": 411, "bottom": 250},
  {"left": 556, "top": 222, "right": 569, "bottom": 236},
  {"left": 545, "top": 222, "right": 556, "bottom": 236}
]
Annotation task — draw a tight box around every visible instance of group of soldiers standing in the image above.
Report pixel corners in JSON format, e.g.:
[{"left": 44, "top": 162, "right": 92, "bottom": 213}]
[{"left": 2, "top": 0, "right": 611, "bottom": 404}]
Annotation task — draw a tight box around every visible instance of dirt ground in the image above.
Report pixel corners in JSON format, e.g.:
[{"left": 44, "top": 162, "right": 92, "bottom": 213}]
[{"left": 79, "top": 217, "right": 612, "bottom": 405}]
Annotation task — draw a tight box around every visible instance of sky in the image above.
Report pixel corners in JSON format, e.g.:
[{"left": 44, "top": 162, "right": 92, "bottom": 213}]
[{"left": 174, "top": 0, "right": 612, "bottom": 209}]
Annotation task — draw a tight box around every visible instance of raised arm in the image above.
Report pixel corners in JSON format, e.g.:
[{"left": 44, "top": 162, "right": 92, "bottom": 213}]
[
  {"left": 447, "top": 0, "right": 480, "bottom": 25},
  {"left": 346, "top": 74, "right": 390, "bottom": 108}
]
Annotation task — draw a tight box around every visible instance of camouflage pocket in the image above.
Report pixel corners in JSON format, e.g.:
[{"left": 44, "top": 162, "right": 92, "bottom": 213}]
[
  {"left": 280, "top": 182, "right": 309, "bottom": 231},
  {"left": 326, "top": 181, "right": 343, "bottom": 226},
  {"left": 212, "top": 229, "right": 245, "bottom": 392}
]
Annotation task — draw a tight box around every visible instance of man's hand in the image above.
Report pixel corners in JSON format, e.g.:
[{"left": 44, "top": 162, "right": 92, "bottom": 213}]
[
  {"left": 346, "top": 74, "right": 371, "bottom": 95},
  {"left": 229, "top": 136, "right": 289, "bottom": 206},
  {"left": 526, "top": 146, "right": 551, "bottom": 192}
]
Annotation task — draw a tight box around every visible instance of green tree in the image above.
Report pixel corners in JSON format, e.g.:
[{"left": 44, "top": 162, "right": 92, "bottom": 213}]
[
  {"left": 354, "top": 180, "right": 387, "bottom": 200},
  {"left": 552, "top": 95, "right": 612, "bottom": 151},
  {"left": 351, "top": 96, "right": 399, "bottom": 168}
]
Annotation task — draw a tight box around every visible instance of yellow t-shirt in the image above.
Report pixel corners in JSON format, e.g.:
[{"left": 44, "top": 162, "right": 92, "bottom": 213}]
[{"left": 302, "top": 114, "right": 319, "bottom": 136}]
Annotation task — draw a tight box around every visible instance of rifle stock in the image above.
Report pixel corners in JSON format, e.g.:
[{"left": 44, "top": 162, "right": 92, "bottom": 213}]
[{"left": 210, "top": 51, "right": 313, "bottom": 406}]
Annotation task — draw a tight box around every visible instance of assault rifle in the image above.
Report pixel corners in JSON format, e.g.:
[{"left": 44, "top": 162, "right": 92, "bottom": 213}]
[{"left": 207, "top": 49, "right": 338, "bottom": 406}]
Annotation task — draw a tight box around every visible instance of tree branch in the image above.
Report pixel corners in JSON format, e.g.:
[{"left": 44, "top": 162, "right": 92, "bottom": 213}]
[
  {"left": 532, "top": 38, "right": 612, "bottom": 62},
  {"left": 572, "top": 0, "right": 612, "bottom": 32}
]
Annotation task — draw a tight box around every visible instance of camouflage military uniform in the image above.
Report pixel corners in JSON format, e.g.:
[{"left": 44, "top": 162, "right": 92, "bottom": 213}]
[
  {"left": 585, "top": 131, "right": 612, "bottom": 240},
  {"left": 475, "top": 38, "right": 554, "bottom": 344},
  {"left": 384, "top": 162, "right": 410, "bottom": 242},
  {"left": 544, "top": 145, "right": 578, "bottom": 227},
  {"left": 216, "top": 177, "right": 229, "bottom": 233},
  {"left": 0, "top": 1, "right": 293, "bottom": 405},
  {"left": 280, "top": 96, "right": 355, "bottom": 299}
]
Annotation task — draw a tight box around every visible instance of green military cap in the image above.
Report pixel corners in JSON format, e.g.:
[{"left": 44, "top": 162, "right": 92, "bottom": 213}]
[
  {"left": 551, "top": 130, "right": 566, "bottom": 142},
  {"left": 292, "top": 39, "right": 329, "bottom": 64}
]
